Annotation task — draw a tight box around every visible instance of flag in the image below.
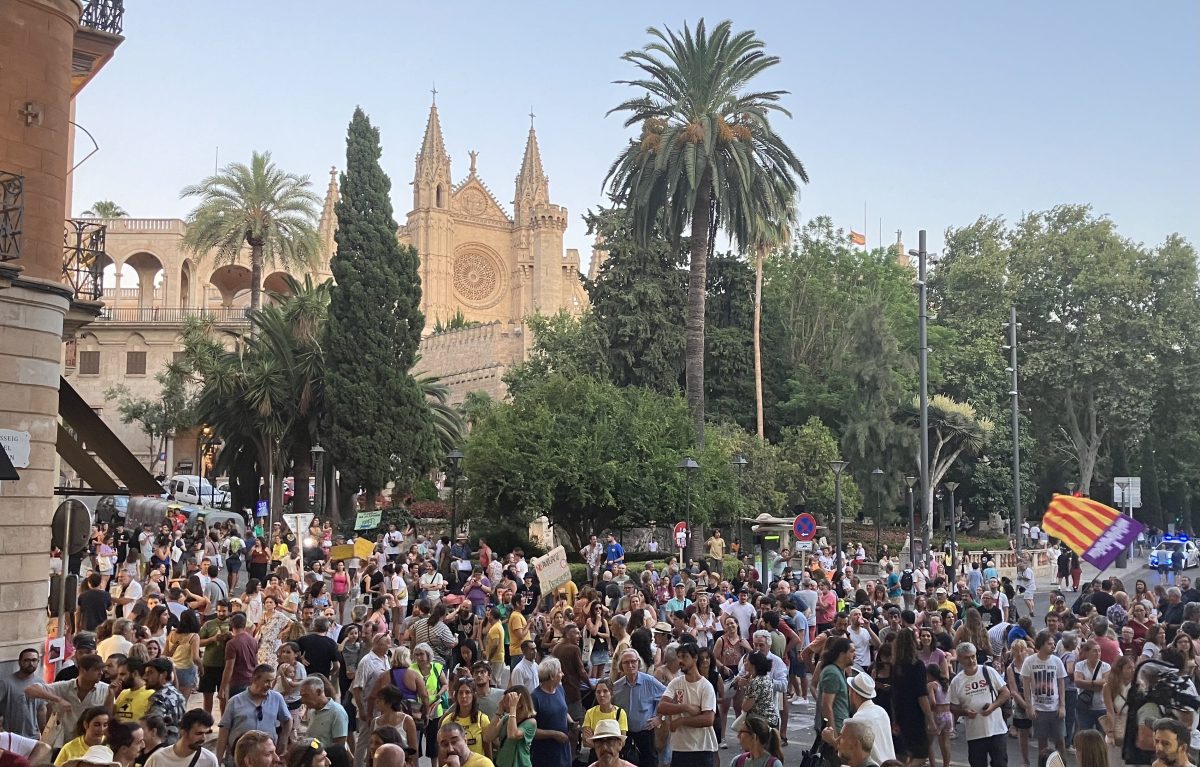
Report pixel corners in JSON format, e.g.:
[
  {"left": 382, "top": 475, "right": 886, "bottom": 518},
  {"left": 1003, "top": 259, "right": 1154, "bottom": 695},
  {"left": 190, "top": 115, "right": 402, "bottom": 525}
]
[
  {"left": 849, "top": 231, "right": 866, "bottom": 246},
  {"left": 1043, "top": 494, "right": 1144, "bottom": 571}
]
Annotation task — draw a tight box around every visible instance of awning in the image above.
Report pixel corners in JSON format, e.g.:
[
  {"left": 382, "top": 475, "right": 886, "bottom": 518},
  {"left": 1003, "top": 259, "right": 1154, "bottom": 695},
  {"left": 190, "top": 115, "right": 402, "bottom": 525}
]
[{"left": 57, "top": 376, "right": 162, "bottom": 495}]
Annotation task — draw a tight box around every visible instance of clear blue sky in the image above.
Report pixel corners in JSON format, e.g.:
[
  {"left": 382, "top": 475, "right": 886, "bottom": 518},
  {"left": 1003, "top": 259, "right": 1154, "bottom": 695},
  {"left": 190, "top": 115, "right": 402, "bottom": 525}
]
[{"left": 73, "top": 2, "right": 1199, "bottom": 265}]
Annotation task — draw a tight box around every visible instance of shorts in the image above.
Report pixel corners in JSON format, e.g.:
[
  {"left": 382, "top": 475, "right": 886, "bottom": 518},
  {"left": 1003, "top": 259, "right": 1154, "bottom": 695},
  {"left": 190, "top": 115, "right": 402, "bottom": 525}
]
[
  {"left": 590, "top": 648, "right": 610, "bottom": 668},
  {"left": 287, "top": 699, "right": 302, "bottom": 711},
  {"left": 1032, "top": 710, "right": 1063, "bottom": 741},
  {"left": 227, "top": 557, "right": 242, "bottom": 572},
  {"left": 175, "top": 665, "right": 198, "bottom": 690},
  {"left": 1012, "top": 716, "right": 1032, "bottom": 730},
  {"left": 199, "top": 665, "right": 224, "bottom": 693}
]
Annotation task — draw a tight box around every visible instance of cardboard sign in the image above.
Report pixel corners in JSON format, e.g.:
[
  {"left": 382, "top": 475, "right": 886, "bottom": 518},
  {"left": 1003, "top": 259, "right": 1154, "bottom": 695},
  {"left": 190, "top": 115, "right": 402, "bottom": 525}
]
[
  {"left": 532, "top": 545, "right": 571, "bottom": 592},
  {"left": 355, "top": 511, "right": 382, "bottom": 530}
]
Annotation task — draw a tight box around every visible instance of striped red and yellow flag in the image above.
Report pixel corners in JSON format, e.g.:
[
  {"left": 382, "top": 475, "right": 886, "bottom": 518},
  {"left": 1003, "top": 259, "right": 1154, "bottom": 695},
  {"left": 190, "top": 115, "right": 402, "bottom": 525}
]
[
  {"left": 1043, "top": 493, "right": 1144, "bottom": 571},
  {"left": 849, "top": 231, "right": 866, "bottom": 246}
]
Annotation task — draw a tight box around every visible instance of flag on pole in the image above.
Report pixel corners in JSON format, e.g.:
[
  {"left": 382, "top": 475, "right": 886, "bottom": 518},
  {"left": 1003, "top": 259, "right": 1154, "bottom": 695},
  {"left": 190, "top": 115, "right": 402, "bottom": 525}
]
[
  {"left": 849, "top": 231, "right": 866, "bottom": 246},
  {"left": 1042, "top": 494, "right": 1144, "bottom": 571}
]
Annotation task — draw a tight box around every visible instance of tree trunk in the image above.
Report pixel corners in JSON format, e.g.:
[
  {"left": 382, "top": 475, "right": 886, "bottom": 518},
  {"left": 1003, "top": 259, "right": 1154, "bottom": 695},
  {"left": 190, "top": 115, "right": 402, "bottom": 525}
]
[
  {"left": 686, "top": 175, "right": 713, "bottom": 449},
  {"left": 290, "top": 440, "right": 311, "bottom": 517},
  {"left": 249, "top": 242, "right": 263, "bottom": 313},
  {"left": 754, "top": 243, "right": 765, "bottom": 440}
]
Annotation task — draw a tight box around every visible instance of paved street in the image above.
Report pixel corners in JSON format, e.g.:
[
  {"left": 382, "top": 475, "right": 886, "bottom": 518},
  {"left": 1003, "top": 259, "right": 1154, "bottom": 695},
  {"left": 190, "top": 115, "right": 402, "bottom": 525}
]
[{"left": 764, "top": 556, "right": 1156, "bottom": 767}]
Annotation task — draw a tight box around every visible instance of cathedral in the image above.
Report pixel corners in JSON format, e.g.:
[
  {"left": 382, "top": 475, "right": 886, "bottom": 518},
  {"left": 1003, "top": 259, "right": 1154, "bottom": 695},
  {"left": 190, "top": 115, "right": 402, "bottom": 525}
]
[{"left": 65, "top": 104, "right": 591, "bottom": 473}]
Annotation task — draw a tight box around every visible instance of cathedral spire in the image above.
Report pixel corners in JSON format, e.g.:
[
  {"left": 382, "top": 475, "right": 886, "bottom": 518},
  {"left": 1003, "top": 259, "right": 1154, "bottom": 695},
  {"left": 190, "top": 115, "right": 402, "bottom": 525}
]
[
  {"left": 318, "top": 166, "right": 339, "bottom": 259},
  {"left": 514, "top": 121, "right": 549, "bottom": 218},
  {"left": 415, "top": 102, "right": 448, "bottom": 178}
]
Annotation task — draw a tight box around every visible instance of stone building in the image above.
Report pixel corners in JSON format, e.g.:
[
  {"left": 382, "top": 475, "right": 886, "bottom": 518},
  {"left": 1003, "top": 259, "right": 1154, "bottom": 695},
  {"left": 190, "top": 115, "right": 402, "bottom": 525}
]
[{"left": 63, "top": 102, "right": 589, "bottom": 472}]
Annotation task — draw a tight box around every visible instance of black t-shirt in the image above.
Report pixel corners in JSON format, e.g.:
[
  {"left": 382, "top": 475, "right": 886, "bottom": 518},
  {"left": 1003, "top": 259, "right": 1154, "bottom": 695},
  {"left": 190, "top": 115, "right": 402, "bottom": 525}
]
[
  {"left": 296, "top": 634, "right": 339, "bottom": 678},
  {"left": 978, "top": 605, "right": 1004, "bottom": 629},
  {"left": 78, "top": 588, "right": 111, "bottom": 631},
  {"left": 1182, "top": 588, "right": 1200, "bottom": 604},
  {"left": 1088, "top": 592, "right": 1116, "bottom": 615}
]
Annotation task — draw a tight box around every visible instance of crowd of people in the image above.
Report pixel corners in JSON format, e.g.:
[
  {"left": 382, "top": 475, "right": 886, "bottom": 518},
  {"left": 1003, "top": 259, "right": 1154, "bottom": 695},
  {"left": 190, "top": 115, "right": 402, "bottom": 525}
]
[{"left": 8, "top": 516, "right": 1200, "bottom": 767}]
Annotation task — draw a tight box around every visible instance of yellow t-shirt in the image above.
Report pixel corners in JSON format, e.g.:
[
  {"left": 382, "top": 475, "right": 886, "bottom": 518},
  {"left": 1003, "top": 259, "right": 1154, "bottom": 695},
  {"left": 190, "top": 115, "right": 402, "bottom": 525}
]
[
  {"left": 273, "top": 542, "right": 289, "bottom": 559},
  {"left": 440, "top": 712, "right": 492, "bottom": 756},
  {"left": 583, "top": 705, "right": 628, "bottom": 734},
  {"left": 55, "top": 738, "right": 90, "bottom": 766},
  {"left": 555, "top": 580, "right": 578, "bottom": 606},
  {"left": 937, "top": 599, "right": 959, "bottom": 616},
  {"left": 485, "top": 621, "right": 506, "bottom": 663},
  {"left": 115, "top": 686, "right": 155, "bottom": 721},
  {"left": 508, "top": 611, "right": 528, "bottom": 655}
]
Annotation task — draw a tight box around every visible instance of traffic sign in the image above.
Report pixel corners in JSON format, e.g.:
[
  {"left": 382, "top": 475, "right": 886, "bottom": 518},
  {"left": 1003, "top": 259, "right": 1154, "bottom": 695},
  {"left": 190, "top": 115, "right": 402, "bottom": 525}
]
[
  {"left": 794, "top": 513, "right": 817, "bottom": 542},
  {"left": 673, "top": 521, "right": 688, "bottom": 548},
  {"left": 795, "top": 541, "right": 813, "bottom": 551}
]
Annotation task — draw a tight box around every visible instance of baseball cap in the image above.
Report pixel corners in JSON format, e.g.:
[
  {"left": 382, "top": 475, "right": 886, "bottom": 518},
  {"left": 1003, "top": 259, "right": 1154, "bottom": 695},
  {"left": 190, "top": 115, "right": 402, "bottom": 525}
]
[{"left": 72, "top": 632, "right": 97, "bottom": 651}]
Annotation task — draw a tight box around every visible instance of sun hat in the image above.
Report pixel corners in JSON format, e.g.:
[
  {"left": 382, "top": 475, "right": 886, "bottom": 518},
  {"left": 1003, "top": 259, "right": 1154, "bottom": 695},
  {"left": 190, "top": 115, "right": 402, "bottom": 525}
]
[
  {"left": 848, "top": 673, "right": 877, "bottom": 700},
  {"left": 592, "top": 719, "right": 624, "bottom": 741},
  {"left": 62, "top": 746, "right": 119, "bottom": 767},
  {"left": 653, "top": 621, "right": 674, "bottom": 635}
]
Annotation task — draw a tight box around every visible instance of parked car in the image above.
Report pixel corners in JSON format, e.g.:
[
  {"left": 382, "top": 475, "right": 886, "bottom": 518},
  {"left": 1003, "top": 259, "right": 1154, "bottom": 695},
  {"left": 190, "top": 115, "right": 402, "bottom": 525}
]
[{"left": 166, "top": 474, "right": 228, "bottom": 508}]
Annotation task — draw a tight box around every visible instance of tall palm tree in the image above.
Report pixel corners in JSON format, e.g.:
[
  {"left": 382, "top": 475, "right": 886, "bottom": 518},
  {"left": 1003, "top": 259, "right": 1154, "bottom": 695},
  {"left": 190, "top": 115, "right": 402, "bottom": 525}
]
[
  {"left": 750, "top": 187, "right": 796, "bottom": 439},
  {"left": 606, "top": 19, "right": 807, "bottom": 446},
  {"left": 82, "top": 200, "right": 127, "bottom": 217},
  {"left": 180, "top": 151, "right": 321, "bottom": 313}
]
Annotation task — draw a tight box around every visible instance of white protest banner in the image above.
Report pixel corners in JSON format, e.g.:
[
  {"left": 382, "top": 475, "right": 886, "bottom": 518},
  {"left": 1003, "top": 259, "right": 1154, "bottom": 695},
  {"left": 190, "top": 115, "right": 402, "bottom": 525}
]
[{"left": 532, "top": 545, "right": 571, "bottom": 592}]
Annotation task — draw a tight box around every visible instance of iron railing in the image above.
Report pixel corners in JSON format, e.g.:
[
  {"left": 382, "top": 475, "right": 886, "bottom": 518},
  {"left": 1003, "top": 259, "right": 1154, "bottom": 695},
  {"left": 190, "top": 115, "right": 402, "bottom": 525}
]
[
  {"left": 0, "top": 170, "right": 23, "bottom": 262},
  {"left": 98, "top": 307, "right": 252, "bottom": 323},
  {"left": 63, "top": 219, "right": 106, "bottom": 301},
  {"left": 80, "top": 0, "right": 125, "bottom": 35}
]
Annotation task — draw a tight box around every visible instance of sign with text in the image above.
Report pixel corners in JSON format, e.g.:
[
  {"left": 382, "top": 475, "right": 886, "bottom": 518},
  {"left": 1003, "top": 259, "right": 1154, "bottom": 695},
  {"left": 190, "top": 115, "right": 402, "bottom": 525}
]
[
  {"left": 255, "top": 500, "right": 268, "bottom": 517},
  {"left": 0, "top": 429, "right": 31, "bottom": 469},
  {"left": 532, "top": 545, "right": 571, "bottom": 592},
  {"left": 355, "top": 510, "right": 382, "bottom": 530}
]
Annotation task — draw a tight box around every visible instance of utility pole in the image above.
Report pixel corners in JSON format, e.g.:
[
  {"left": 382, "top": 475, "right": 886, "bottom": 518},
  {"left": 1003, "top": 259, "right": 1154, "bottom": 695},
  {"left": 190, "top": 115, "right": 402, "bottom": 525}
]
[
  {"left": 911, "top": 231, "right": 932, "bottom": 554},
  {"left": 1007, "top": 307, "right": 1022, "bottom": 566}
]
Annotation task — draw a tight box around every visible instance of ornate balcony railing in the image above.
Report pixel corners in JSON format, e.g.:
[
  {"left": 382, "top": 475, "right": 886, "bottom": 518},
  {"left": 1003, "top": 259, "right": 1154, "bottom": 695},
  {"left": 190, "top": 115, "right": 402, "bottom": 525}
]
[
  {"left": 80, "top": 0, "right": 125, "bottom": 35},
  {"left": 63, "top": 219, "right": 107, "bottom": 301},
  {"left": 97, "top": 306, "right": 252, "bottom": 324},
  {"left": 0, "top": 170, "right": 23, "bottom": 262}
]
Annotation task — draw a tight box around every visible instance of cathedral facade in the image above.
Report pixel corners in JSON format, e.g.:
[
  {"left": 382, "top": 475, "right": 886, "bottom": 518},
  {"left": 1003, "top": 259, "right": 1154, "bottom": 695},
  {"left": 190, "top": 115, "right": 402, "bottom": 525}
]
[{"left": 65, "top": 104, "right": 588, "bottom": 473}]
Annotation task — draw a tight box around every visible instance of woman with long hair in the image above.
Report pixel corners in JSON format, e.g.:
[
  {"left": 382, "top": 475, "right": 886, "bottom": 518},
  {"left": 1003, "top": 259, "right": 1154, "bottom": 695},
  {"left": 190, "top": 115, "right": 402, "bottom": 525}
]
[
  {"left": 715, "top": 614, "right": 751, "bottom": 739},
  {"left": 56, "top": 706, "right": 109, "bottom": 765},
  {"left": 182, "top": 574, "right": 209, "bottom": 614},
  {"left": 106, "top": 719, "right": 143, "bottom": 767},
  {"left": 690, "top": 592, "right": 718, "bottom": 649},
  {"left": 917, "top": 627, "right": 950, "bottom": 681},
  {"left": 308, "top": 580, "right": 331, "bottom": 610},
  {"left": 485, "top": 686, "right": 537, "bottom": 767},
  {"left": 926, "top": 663, "right": 953, "bottom": 767},
  {"left": 738, "top": 652, "right": 781, "bottom": 731},
  {"left": 374, "top": 686, "right": 419, "bottom": 762},
  {"left": 284, "top": 740, "right": 329, "bottom": 767},
  {"left": 733, "top": 714, "right": 784, "bottom": 766},
  {"left": 165, "top": 609, "right": 201, "bottom": 699},
  {"left": 451, "top": 639, "right": 480, "bottom": 680},
  {"left": 331, "top": 560, "right": 351, "bottom": 620},
  {"left": 890, "top": 628, "right": 933, "bottom": 766},
  {"left": 247, "top": 537, "right": 270, "bottom": 585},
  {"left": 1173, "top": 632, "right": 1197, "bottom": 678},
  {"left": 580, "top": 679, "right": 627, "bottom": 759},
  {"left": 1142, "top": 623, "right": 1166, "bottom": 660},
  {"left": 439, "top": 679, "right": 491, "bottom": 758},
  {"left": 584, "top": 601, "right": 612, "bottom": 677},
  {"left": 952, "top": 607, "right": 992, "bottom": 665},
  {"left": 1101, "top": 653, "right": 1134, "bottom": 747},
  {"left": 695, "top": 647, "right": 726, "bottom": 741},
  {"left": 1006, "top": 639, "right": 1034, "bottom": 767},
  {"left": 1072, "top": 729, "right": 1109, "bottom": 767},
  {"left": 143, "top": 605, "right": 170, "bottom": 653},
  {"left": 629, "top": 628, "right": 655, "bottom": 672}
]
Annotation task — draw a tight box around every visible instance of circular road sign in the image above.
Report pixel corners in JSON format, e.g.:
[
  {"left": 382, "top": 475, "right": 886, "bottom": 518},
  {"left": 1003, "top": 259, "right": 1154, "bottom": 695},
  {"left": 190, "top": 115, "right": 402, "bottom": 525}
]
[
  {"left": 794, "top": 513, "right": 817, "bottom": 542},
  {"left": 673, "top": 521, "right": 688, "bottom": 548}
]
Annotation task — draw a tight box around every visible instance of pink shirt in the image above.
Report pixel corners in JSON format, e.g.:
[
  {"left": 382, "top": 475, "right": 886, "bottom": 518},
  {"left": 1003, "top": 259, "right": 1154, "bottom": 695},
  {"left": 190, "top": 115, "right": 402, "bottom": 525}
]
[{"left": 1096, "top": 635, "right": 1121, "bottom": 666}]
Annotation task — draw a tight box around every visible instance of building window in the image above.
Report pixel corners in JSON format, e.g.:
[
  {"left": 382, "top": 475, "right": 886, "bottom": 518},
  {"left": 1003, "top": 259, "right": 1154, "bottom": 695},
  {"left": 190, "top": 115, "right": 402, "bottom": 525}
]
[
  {"left": 126, "top": 351, "right": 147, "bottom": 375},
  {"left": 79, "top": 351, "right": 100, "bottom": 375}
]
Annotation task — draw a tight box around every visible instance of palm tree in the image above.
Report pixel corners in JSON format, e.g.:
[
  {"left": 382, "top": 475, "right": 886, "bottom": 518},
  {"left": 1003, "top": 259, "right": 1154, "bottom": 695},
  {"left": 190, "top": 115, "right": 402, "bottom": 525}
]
[
  {"left": 180, "top": 151, "right": 321, "bottom": 313},
  {"left": 605, "top": 19, "right": 807, "bottom": 446},
  {"left": 750, "top": 187, "right": 796, "bottom": 439},
  {"left": 82, "top": 200, "right": 127, "bottom": 217},
  {"left": 917, "top": 394, "right": 994, "bottom": 548}
]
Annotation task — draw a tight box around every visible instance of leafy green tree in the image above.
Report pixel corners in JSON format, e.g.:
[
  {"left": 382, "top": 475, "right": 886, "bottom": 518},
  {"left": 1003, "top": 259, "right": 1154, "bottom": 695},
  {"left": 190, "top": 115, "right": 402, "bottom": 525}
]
[
  {"left": 105, "top": 367, "right": 196, "bottom": 473},
  {"left": 776, "top": 417, "right": 863, "bottom": 521},
  {"left": 584, "top": 207, "right": 686, "bottom": 393},
  {"left": 180, "top": 151, "right": 321, "bottom": 312},
  {"left": 605, "top": 19, "right": 808, "bottom": 446},
  {"left": 82, "top": 200, "right": 127, "bottom": 218},
  {"left": 502, "top": 312, "right": 609, "bottom": 397},
  {"left": 324, "top": 108, "right": 435, "bottom": 506}
]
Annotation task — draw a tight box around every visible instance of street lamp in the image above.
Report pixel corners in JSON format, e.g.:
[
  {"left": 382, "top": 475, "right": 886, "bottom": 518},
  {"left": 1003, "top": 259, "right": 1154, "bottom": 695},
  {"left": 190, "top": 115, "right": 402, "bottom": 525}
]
[
  {"left": 731, "top": 454, "right": 748, "bottom": 545},
  {"left": 446, "top": 449, "right": 464, "bottom": 540},
  {"left": 1067, "top": 481, "right": 1077, "bottom": 495},
  {"left": 871, "top": 468, "right": 884, "bottom": 559},
  {"left": 678, "top": 457, "right": 700, "bottom": 566},
  {"left": 904, "top": 475, "right": 918, "bottom": 567},
  {"left": 829, "top": 460, "right": 849, "bottom": 579},
  {"left": 944, "top": 481, "right": 959, "bottom": 580},
  {"left": 310, "top": 444, "right": 325, "bottom": 519}
]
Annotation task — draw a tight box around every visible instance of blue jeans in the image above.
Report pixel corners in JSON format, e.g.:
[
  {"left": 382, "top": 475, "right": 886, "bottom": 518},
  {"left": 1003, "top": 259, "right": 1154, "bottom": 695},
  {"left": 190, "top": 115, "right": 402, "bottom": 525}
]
[
  {"left": 1064, "top": 688, "right": 1078, "bottom": 742},
  {"left": 1075, "top": 702, "right": 1104, "bottom": 733}
]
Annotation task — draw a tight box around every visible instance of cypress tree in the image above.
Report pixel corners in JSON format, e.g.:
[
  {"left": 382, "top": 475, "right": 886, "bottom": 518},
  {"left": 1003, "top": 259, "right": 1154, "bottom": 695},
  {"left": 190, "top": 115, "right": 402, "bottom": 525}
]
[{"left": 324, "top": 107, "right": 432, "bottom": 505}]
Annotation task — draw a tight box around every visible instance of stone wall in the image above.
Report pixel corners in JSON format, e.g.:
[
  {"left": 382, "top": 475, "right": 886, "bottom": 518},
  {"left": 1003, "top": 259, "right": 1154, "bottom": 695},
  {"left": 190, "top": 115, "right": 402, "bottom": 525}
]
[{"left": 416, "top": 321, "right": 527, "bottom": 404}]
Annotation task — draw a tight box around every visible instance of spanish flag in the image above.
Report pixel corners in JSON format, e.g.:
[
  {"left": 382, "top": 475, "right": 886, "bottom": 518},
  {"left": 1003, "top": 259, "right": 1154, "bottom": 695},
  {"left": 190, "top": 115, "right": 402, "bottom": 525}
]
[
  {"left": 849, "top": 231, "right": 866, "bottom": 246},
  {"left": 1043, "top": 494, "right": 1144, "bottom": 571}
]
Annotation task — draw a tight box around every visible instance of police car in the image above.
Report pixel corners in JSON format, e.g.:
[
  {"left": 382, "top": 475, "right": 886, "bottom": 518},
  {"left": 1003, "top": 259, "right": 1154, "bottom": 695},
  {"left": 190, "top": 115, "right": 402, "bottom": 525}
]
[{"left": 1149, "top": 534, "right": 1200, "bottom": 570}]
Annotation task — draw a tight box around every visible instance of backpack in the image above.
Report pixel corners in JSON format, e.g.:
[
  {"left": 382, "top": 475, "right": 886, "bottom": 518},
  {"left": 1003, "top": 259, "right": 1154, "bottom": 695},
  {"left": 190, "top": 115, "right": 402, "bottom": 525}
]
[{"left": 900, "top": 570, "right": 914, "bottom": 591}]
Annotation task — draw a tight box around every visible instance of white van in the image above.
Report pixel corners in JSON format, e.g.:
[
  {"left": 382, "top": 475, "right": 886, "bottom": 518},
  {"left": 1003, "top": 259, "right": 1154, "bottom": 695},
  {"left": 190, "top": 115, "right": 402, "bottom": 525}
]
[{"left": 167, "top": 474, "right": 228, "bottom": 508}]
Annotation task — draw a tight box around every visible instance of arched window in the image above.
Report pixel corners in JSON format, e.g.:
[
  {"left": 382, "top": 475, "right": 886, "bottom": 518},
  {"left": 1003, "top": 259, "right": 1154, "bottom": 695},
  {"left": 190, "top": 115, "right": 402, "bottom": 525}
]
[{"left": 436, "top": 184, "right": 445, "bottom": 208}]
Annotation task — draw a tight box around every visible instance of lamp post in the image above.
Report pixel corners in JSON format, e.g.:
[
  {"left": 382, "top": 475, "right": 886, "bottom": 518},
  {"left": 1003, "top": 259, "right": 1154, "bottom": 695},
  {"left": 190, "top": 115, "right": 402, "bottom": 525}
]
[
  {"left": 829, "top": 461, "right": 849, "bottom": 578},
  {"left": 678, "top": 457, "right": 700, "bottom": 566},
  {"left": 1067, "top": 481, "right": 1077, "bottom": 495},
  {"left": 446, "top": 449, "right": 464, "bottom": 539},
  {"left": 731, "top": 454, "right": 748, "bottom": 546},
  {"left": 872, "top": 467, "right": 884, "bottom": 559},
  {"left": 944, "top": 481, "right": 959, "bottom": 580},
  {"left": 1116, "top": 478, "right": 1131, "bottom": 563},
  {"left": 310, "top": 444, "right": 325, "bottom": 519},
  {"left": 910, "top": 231, "right": 932, "bottom": 553},
  {"left": 905, "top": 475, "right": 918, "bottom": 567}
]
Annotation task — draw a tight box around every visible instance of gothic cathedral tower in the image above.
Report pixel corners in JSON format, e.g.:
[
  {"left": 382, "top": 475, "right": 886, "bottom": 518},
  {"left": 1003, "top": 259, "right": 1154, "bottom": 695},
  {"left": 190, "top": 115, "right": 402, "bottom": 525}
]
[
  {"left": 408, "top": 103, "right": 455, "bottom": 323},
  {"left": 512, "top": 123, "right": 567, "bottom": 314}
]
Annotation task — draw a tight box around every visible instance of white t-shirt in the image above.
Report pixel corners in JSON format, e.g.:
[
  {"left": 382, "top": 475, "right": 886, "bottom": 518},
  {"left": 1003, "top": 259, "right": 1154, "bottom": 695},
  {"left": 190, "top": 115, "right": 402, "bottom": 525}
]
[
  {"left": 849, "top": 702, "right": 896, "bottom": 764},
  {"left": 665, "top": 675, "right": 718, "bottom": 753},
  {"left": 950, "top": 666, "right": 1008, "bottom": 740},
  {"left": 145, "top": 746, "right": 220, "bottom": 767},
  {"left": 118, "top": 579, "right": 143, "bottom": 619},
  {"left": 383, "top": 530, "right": 403, "bottom": 556},
  {"left": 1074, "top": 659, "right": 1110, "bottom": 710},
  {"left": 0, "top": 732, "right": 39, "bottom": 757},
  {"left": 848, "top": 625, "right": 874, "bottom": 670},
  {"left": 1021, "top": 654, "right": 1067, "bottom": 712}
]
